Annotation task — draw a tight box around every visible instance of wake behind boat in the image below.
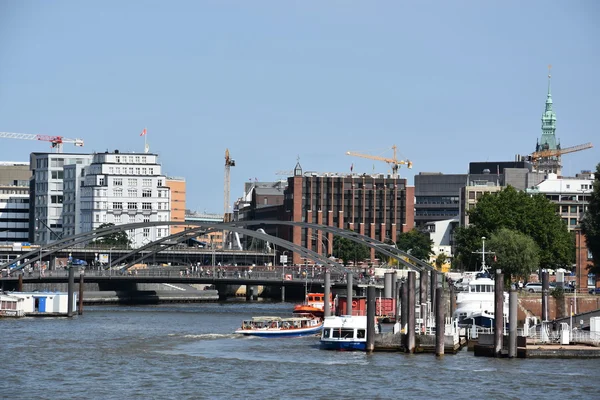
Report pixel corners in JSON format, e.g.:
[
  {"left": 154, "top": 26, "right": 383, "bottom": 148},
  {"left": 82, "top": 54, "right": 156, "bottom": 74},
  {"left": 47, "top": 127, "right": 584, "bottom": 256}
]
[{"left": 235, "top": 314, "right": 323, "bottom": 337}]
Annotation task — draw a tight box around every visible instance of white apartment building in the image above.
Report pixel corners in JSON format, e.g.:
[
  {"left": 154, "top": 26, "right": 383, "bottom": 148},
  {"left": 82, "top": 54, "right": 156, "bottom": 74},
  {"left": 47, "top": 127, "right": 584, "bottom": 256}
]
[
  {"left": 0, "top": 162, "right": 31, "bottom": 243},
  {"left": 526, "top": 171, "right": 594, "bottom": 231},
  {"left": 79, "top": 151, "right": 171, "bottom": 248},
  {"left": 30, "top": 153, "right": 93, "bottom": 244},
  {"left": 62, "top": 162, "right": 91, "bottom": 237}
]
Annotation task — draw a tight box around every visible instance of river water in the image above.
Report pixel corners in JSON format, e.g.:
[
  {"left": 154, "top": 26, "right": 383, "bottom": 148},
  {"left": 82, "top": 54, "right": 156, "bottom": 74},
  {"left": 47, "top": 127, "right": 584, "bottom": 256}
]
[{"left": 1, "top": 301, "right": 598, "bottom": 400}]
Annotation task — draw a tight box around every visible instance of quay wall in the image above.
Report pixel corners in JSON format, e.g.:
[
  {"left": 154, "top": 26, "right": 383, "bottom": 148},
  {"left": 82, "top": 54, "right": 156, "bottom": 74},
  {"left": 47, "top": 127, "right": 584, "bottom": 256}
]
[{"left": 518, "top": 294, "right": 600, "bottom": 321}]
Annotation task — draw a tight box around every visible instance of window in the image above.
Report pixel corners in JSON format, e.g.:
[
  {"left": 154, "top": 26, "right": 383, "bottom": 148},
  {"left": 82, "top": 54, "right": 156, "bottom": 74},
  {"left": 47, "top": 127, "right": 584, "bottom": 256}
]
[
  {"left": 142, "top": 168, "right": 147, "bottom": 175},
  {"left": 114, "top": 189, "right": 123, "bottom": 197},
  {"left": 115, "top": 215, "right": 121, "bottom": 223},
  {"left": 142, "top": 189, "right": 152, "bottom": 197},
  {"left": 116, "top": 167, "right": 121, "bottom": 174},
  {"left": 157, "top": 179, "right": 163, "bottom": 187},
  {"left": 143, "top": 179, "right": 152, "bottom": 187},
  {"left": 128, "top": 189, "right": 137, "bottom": 197},
  {"left": 99, "top": 177, "right": 105, "bottom": 186},
  {"left": 129, "top": 168, "right": 134, "bottom": 174},
  {"left": 114, "top": 178, "right": 123, "bottom": 186},
  {"left": 142, "top": 202, "right": 152, "bottom": 210},
  {"left": 135, "top": 167, "right": 140, "bottom": 175},
  {"left": 128, "top": 178, "right": 137, "bottom": 186},
  {"left": 141, "top": 156, "right": 147, "bottom": 163},
  {"left": 135, "top": 156, "right": 140, "bottom": 163},
  {"left": 109, "top": 167, "right": 114, "bottom": 174},
  {"left": 115, "top": 156, "right": 121, "bottom": 163},
  {"left": 143, "top": 228, "right": 150, "bottom": 237},
  {"left": 51, "top": 195, "right": 63, "bottom": 204},
  {"left": 95, "top": 214, "right": 100, "bottom": 222},
  {"left": 127, "top": 202, "right": 137, "bottom": 210},
  {"left": 143, "top": 217, "right": 150, "bottom": 223},
  {"left": 51, "top": 171, "right": 64, "bottom": 179},
  {"left": 113, "top": 202, "right": 123, "bottom": 210}
]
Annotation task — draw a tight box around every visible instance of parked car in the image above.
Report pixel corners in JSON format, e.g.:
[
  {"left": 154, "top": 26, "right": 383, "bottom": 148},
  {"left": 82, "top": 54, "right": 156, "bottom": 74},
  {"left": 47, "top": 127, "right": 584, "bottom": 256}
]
[
  {"left": 589, "top": 287, "right": 600, "bottom": 295},
  {"left": 525, "top": 282, "right": 543, "bottom": 293}
]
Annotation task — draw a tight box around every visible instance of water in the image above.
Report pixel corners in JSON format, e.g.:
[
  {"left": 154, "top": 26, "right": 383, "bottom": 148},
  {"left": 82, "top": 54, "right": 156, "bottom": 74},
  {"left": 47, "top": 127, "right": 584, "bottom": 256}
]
[{"left": 1, "top": 301, "right": 598, "bottom": 399}]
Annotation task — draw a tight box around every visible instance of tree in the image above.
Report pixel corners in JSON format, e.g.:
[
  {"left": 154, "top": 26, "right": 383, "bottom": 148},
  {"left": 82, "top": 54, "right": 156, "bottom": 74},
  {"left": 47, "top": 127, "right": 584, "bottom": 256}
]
[
  {"left": 92, "top": 223, "right": 131, "bottom": 248},
  {"left": 487, "top": 228, "right": 540, "bottom": 283},
  {"left": 333, "top": 236, "right": 370, "bottom": 266},
  {"left": 454, "top": 186, "right": 573, "bottom": 269},
  {"left": 395, "top": 229, "right": 434, "bottom": 262},
  {"left": 435, "top": 253, "right": 448, "bottom": 270},
  {"left": 581, "top": 163, "right": 600, "bottom": 274}
]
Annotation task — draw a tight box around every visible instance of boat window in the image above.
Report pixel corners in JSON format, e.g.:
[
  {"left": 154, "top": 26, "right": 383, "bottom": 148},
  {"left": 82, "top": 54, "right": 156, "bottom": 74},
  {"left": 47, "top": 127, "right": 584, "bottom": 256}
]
[
  {"left": 332, "top": 328, "right": 355, "bottom": 339},
  {"left": 357, "top": 329, "right": 365, "bottom": 339},
  {"left": 323, "top": 328, "right": 331, "bottom": 338}
]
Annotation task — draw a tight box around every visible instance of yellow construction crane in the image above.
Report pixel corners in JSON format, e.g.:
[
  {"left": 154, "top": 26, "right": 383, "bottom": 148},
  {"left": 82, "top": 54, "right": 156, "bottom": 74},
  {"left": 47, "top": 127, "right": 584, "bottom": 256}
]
[
  {"left": 529, "top": 142, "right": 593, "bottom": 161},
  {"left": 224, "top": 149, "right": 235, "bottom": 222},
  {"left": 346, "top": 145, "right": 412, "bottom": 179}
]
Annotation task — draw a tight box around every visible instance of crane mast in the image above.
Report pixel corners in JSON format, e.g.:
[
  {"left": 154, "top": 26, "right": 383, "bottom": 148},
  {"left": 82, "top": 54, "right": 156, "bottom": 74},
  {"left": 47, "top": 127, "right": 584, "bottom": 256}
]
[
  {"left": 224, "top": 148, "right": 236, "bottom": 222},
  {"left": 346, "top": 144, "right": 412, "bottom": 178},
  {"left": 0, "top": 131, "right": 84, "bottom": 153}
]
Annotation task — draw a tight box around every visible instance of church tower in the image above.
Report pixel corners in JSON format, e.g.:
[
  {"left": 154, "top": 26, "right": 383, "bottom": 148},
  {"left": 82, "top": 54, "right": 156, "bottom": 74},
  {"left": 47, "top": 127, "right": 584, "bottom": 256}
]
[{"left": 535, "top": 65, "right": 562, "bottom": 174}]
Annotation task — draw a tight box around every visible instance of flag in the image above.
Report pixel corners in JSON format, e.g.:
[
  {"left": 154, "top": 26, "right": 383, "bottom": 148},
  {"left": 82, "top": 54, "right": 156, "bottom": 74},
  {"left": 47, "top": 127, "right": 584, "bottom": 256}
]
[
  {"left": 140, "top": 128, "right": 147, "bottom": 137},
  {"left": 350, "top": 163, "right": 354, "bottom": 172}
]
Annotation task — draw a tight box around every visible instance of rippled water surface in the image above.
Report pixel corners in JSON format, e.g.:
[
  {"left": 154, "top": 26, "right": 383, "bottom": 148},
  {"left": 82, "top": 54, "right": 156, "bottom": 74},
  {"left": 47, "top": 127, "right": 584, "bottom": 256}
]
[{"left": 1, "top": 301, "right": 598, "bottom": 399}]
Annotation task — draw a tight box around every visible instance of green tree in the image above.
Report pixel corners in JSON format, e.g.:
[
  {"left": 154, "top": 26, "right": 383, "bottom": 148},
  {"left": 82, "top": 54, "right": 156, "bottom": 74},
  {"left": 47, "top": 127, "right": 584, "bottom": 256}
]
[
  {"left": 487, "top": 228, "right": 540, "bottom": 283},
  {"left": 92, "top": 223, "right": 131, "bottom": 248},
  {"left": 581, "top": 163, "right": 600, "bottom": 274},
  {"left": 333, "top": 236, "right": 370, "bottom": 266},
  {"left": 455, "top": 186, "right": 573, "bottom": 269},
  {"left": 435, "top": 252, "right": 448, "bottom": 270},
  {"left": 396, "top": 229, "right": 434, "bottom": 261}
]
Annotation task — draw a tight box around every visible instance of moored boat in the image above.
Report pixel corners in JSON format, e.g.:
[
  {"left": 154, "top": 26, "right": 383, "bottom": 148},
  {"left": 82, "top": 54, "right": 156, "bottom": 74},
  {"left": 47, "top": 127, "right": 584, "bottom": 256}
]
[
  {"left": 453, "top": 270, "right": 509, "bottom": 328},
  {"left": 293, "top": 292, "right": 334, "bottom": 317},
  {"left": 235, "top": 314, "right": 323, "bottom": 337},
  {"left": 320, "top": 315, "right": 379, "bottom": 351}
]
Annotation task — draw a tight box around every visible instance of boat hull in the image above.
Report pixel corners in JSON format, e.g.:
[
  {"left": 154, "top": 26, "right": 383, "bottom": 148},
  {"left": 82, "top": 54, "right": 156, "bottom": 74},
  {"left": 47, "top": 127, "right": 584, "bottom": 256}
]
[
  {"left": 235, "top": 325, "right": 322, "bottom": 338},
  {"left": 320, "top": 340, "right": 366, "bottom": 351}
]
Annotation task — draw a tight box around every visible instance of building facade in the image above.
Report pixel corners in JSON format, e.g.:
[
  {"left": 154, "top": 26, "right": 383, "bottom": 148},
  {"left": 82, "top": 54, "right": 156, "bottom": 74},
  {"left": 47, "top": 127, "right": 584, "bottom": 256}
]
[
  {"left": 0, "top": 162, "right": 31, "bottom": 243},
  {"left": 459, "top": 180, "right": 502, "bottom": 226},
  {"left": 78, "top": 151, "right": 171, "bottom": 248},
  {"left": 282, "top": 162, "right": 414, "bottom": 265},
  {"left": 166, "top": 177, "right": 186, "bottom": 235},
  {"left": 414, "top": 173, "right": 466, "bottom": 227}
]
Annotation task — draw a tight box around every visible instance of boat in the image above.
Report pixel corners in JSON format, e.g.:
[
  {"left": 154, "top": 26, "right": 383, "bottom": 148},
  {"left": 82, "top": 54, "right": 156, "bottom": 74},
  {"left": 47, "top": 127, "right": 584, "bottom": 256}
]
[
  {"left": 453, "top": 270, "right": 509, "bottom": 328},
  {"left": 320, "top": 315, "right": 379, "bottom": 351},
  {"left": 235, "top": 314, "right": 323, "bottom": 337},
  {"left": 293, "top": 292, "right": 334, "bottom": 317}
]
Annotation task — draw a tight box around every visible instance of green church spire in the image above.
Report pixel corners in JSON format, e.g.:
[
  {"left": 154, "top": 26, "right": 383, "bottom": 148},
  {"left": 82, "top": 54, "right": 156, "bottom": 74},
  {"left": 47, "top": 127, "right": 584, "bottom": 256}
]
[{"left": 537, "top": 65, "right": 558, "bottom": 152}]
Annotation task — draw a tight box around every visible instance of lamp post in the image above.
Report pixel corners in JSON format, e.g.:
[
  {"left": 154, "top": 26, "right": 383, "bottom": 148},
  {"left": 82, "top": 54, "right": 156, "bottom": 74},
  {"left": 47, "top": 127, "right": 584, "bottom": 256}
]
[{"left": 281, "top": 251, "right": 289, "bottom": 280}]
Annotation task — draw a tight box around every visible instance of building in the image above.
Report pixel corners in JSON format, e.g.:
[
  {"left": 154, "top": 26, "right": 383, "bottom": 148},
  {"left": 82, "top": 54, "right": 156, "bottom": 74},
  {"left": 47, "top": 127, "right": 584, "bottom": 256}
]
[
  {"left": 535, "top": 69, "right": 561, "bottom": 174},
  {"left": 459, "top": 179, "right": 503, "bottom": 226},
  {"left": 78, "top": 151, "right": 171, "bottom": 248},
  {"left": 63, "top": 160, "right": 93, "bottom": 237},
  {"left": 0, "top": 162, "right": 31, "bottom": 244},
  {"left": 30, "top": 153, "right": 94, "bottom": 244},
  {"left": 185, "top": 211, "right": 225, "bottom": 249},
  {"left": 166, "top": 177, "right": 186, "bottom": 235},
  {"left": 414, "top": 173, "right": 466, "bottom": 227},
  {"left": 423, "top": 217, "right": 459, "bottom": 266},
  {"left": 282, "top": 161, "right": 414, "bottom": 265}
]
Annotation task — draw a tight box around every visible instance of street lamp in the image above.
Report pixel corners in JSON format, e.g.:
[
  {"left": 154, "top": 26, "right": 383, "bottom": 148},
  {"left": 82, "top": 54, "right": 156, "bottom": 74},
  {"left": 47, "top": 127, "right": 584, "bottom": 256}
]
[{"left": 281, "top": 251, "right": 289, "bottom": 280}]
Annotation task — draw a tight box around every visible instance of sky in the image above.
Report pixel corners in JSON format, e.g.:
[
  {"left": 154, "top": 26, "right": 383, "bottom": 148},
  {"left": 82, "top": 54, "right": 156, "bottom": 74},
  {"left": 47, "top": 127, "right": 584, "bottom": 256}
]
[{"left": 1, "top": 1, "right": 598, "bottom": 214}]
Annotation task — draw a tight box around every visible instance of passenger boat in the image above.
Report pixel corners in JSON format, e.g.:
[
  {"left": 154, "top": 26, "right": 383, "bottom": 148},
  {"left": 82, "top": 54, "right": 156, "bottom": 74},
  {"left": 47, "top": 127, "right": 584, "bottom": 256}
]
[
  {"left": 453, "top": 270, "right": 509, "bottom": 328},
  {"left": 320, "top": 315, "right": 379, "bottom": 351},
  {"left": 293, "top": 292, "right": 334, "bottom": 317},
  {"left": 235, "top": 314, "right": 323, "bottom": 337}
]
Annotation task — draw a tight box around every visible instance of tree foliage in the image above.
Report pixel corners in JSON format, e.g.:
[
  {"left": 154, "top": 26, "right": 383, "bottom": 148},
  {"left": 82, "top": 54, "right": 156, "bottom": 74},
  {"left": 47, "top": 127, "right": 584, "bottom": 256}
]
[
  {"left": 333, "top": 236, "right": 370, "bottom": 266},
  {"left": 487, "top": 228, "right": 540, "bottom": 281},
  {"left": 395, "top": 229, "right": 434, "bottom": 261},
  {"left": 92, "top": 223, "right": 131, "bottom": 247},
  {"left": 454, "top": 186, "right": 573, "bottom": 270},
  {"left": 581, "top": 163, "right": 600, "bottom": 274},
  {"left": 435, "top": 253, "right": 448, "bottom": 270}
]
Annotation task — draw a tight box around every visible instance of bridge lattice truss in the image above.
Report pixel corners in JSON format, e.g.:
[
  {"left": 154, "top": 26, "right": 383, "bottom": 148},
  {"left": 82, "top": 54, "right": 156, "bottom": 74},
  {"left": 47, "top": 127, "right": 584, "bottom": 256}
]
[{"left": 2, "top": 221, "right": 437, "bottom": 278}]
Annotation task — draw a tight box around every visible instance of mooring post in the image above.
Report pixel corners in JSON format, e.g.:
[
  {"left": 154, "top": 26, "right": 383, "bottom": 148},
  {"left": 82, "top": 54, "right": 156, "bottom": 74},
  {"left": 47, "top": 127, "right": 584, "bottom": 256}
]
[
  {"left": 419, "top": 271, "right": 428, "bottom": 328},
  {"left": 78, "top": 273, "right": 84, "bottom": 315},
  {"left": 542, "top": 271, "right": 549, "bottom": 322},
  {"left": 509, "top": 289, "right": 517, "bottom": 358},
  {"left": 281, "top": 285, "right": 285, "bottom": 303},
  {"left": 67, "top": 266, "right": 74, "bottom": 318},
  {"left": 392, "top": 271, "right": 398, "bottom": 305},
  {"left": 384, "top": 272, "right": 393, "bottom": 298},
  {"left": 246, "top": 285, "right": 253, "bottom": 302},
  {"left": 324, "top": 270, "right": 331, "bottom": 317},
  {"left": 494, "top": 270, "right": 504, "bottom": 356},
  {"left": 367, "top": 285, "right": 376, "bottom": 352},
  {"left": 401, "top": 280, "right": 408, "bottom": 332},
  {"left": 346, "top": 272, "right": 353, "bottom": 316},
  {"left": 430, "top": 271, "right": 438, "bottom": 318},
  {"left": 435, "top": 286, "right": 445, "bottom": 356},
  {"left": 449, "top": 285, "right": 456, "bottom": 318},
  {"left": 18, "top": 273, "right": 23, "bottom": 292},
  {"left": 407, "top": 271, "right": 416, "bottom": 353}
]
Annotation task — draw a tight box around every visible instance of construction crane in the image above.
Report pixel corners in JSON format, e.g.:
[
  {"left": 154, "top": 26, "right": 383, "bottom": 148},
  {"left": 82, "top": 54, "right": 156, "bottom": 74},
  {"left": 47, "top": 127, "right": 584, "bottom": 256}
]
[
  {"left": 224, "top": 148, "right": 236, "bottom": 222},
  {"left": 346, "top": 145, "right": 412, "bottom": 179},
  {"left": 526, "top": 142, "right": 593, "bottom": 172},
  {"left": 0, "top": 132, "right": 84, "bottom": 153}
]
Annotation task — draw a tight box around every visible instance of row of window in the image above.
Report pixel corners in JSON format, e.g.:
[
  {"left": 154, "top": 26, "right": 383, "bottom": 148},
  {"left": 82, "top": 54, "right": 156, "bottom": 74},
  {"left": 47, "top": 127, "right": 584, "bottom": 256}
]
[{"left": 108, "top": 166, "right": 155, "bottom": 175}]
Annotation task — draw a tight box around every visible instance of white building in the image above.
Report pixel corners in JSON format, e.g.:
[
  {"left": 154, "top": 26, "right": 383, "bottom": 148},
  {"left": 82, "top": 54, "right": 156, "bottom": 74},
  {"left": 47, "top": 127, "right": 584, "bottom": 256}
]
[
  {"left": 30, "top": 153, "right": 93, "bottom": 244},
  {"left": 79, "top": 151, "right": 171, "bottom": 248},
  {"left": 526, "top": 171, "right": 594, "bottom": 231},
  {"left": 0, "top": 162, "right": 31, "bottom": 244},
  {"left": 424, "top": 216, "right": 459, "bottom": 261}
]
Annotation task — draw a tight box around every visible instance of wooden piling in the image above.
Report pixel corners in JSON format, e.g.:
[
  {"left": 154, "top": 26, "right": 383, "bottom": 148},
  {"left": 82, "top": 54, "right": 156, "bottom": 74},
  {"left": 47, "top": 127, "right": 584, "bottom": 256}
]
[
  {"left": 384, "top": 272, "right": 393, "bottom": 298},
  {"left": 324, "top": 271, "right": 331, "bottom": 317},
  {"left": 494, "top": 270, "right": 504, "bottom": 356},
  {"left": 366, "top": 285, "right": 376, "bottom": 352},
  {"left": 420, "top": 271, "right": 428, "bottom": 325},
  {"left": 67, "top": 267, "right": 74, "bottom": 318},
  {"left": 281, "top": 285, "right": 285, "bottom": 302},
  {"left": 78, "top": 273, "right": 84, "bottom": 315},
  {"left": 407, "top": 271, "right": 416, "bottom": 353},
  {"left": 430, "top": 271, "right": 438, "bottom": 317},
  {"left": 449, "top": 285, "right": 456, "bottom": 318},
  {"left": 401, "top": 280, "right": 408, "bottom": 331},
  {"left": 435, "top": 287, "right": 445, "bottom": 356},
  {"left": 509, "top": 289, "right": 517, "bottom": 358},
  {"left": 346, "top": 272, "right": 353, "bottom": 316},
  {"left": 18, "top": 273, "right": 23, "bottom": 292}
]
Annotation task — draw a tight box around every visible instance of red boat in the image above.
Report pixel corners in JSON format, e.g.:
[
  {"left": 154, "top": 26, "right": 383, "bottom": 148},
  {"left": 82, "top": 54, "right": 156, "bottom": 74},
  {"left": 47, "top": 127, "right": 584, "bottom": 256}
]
[{"left": 293, "top": 293, "right": 334, "bottom": 317}]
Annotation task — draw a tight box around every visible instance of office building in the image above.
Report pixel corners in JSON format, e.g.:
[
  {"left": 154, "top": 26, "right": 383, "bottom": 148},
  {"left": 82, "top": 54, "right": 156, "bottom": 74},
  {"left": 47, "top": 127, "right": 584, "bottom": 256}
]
[{"left": 0, "top": 162, "right": 31, "bottom": 243}]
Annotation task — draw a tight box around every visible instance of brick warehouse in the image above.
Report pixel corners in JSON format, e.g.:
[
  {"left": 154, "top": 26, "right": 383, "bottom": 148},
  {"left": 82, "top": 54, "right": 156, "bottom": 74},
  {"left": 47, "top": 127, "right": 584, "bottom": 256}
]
[{"left": 279, "top": 161, "right": 414, "bottom": 265}]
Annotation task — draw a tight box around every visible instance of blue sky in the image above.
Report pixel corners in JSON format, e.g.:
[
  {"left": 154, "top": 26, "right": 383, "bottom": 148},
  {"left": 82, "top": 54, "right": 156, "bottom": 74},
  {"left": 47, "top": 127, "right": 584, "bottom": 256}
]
[{"left": 1, "top": 1, "right": 598, "bottom": 213}]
